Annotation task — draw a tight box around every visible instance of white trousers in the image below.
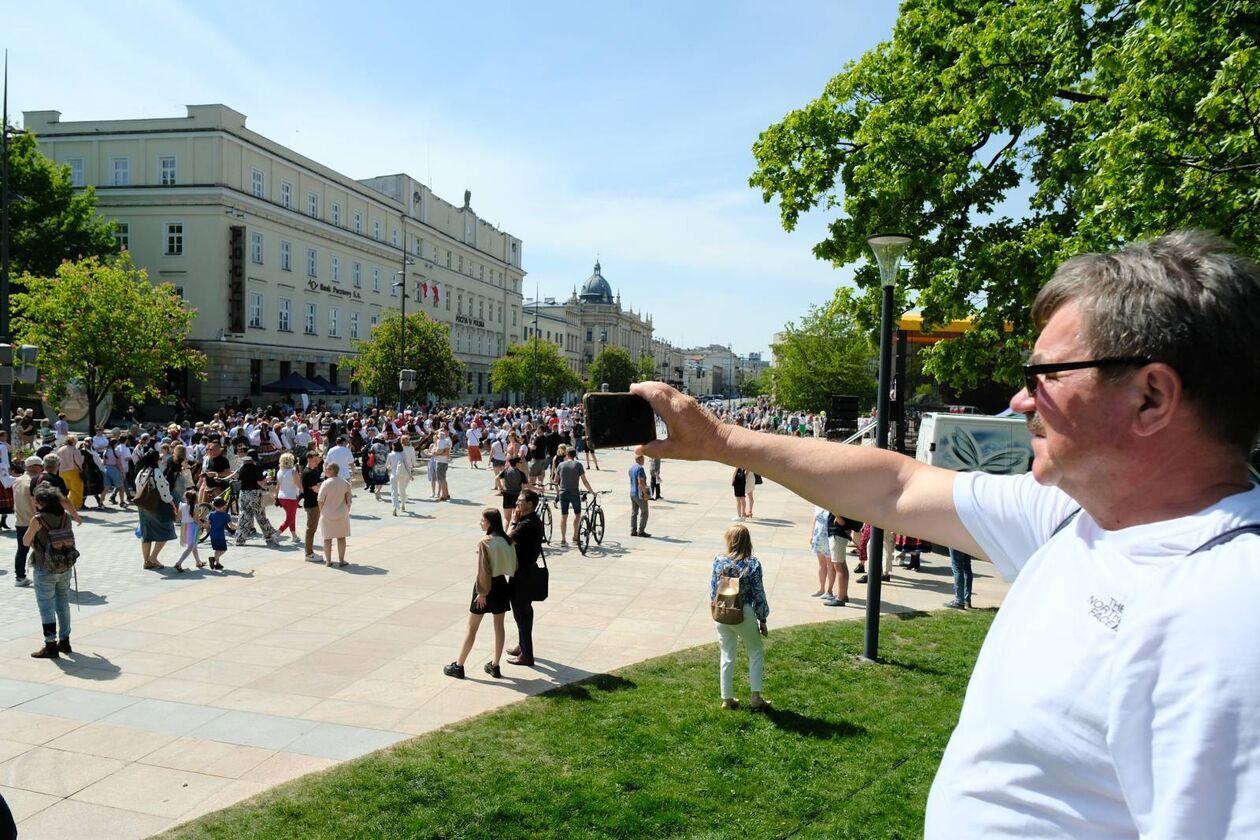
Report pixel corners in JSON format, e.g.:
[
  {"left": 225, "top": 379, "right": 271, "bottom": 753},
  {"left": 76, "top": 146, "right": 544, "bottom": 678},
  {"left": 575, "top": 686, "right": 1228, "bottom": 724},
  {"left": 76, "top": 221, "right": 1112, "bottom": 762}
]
[
  {"left": 716, "top": 604, "right": 764, "bottom": 699},
  {"left": 391, "top": 474, "right": 410, "bottom": 511}
]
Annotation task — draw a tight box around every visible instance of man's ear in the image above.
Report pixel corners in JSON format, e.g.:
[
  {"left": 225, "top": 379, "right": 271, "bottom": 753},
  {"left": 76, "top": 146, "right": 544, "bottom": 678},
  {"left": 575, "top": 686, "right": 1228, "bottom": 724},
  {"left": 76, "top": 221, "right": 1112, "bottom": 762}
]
[{"left": 1133, "top": 363, "right": 1182, "bottom": 438}]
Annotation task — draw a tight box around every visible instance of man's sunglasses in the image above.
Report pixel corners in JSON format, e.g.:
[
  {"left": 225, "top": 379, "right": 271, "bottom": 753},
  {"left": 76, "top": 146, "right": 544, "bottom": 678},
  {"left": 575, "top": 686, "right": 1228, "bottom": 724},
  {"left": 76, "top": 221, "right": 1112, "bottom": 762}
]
[{"left": 1022, "top": 356, "right": 1151, "bottom": 396}]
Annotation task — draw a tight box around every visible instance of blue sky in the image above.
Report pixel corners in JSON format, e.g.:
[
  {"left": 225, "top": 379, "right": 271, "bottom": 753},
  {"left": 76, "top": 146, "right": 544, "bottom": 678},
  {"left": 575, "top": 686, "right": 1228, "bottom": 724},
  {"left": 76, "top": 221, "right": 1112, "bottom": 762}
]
[{"left": 5, "top": 0, "right": 900, "bottom": 356}]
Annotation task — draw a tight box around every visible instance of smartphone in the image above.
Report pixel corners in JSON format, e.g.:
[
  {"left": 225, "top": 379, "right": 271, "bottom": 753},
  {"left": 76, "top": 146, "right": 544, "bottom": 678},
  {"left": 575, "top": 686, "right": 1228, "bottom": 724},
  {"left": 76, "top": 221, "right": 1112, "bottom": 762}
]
[{"left": 583, "top": 392, "right": 657, "bottom": 449}]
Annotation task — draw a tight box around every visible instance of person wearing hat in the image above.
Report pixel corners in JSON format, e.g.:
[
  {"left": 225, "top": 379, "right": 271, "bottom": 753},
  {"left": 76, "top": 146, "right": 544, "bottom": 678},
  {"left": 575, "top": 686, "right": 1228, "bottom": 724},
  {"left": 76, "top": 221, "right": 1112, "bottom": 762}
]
[
  {"left": 234, "top": 448, "right": 279, "bottom": 546},
  {"left": 11, "top": 456, "right": 45, "bottom": 587}
]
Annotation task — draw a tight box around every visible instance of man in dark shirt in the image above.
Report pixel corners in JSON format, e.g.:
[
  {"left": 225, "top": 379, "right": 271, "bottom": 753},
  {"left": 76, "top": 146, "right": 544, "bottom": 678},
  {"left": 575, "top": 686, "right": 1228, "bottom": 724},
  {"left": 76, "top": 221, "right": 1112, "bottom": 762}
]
[
  {"left": 203, "top": 442, "right": 234, "bottom": 493},
  {"left": 300, "top": 451, "right": 324, "bottom": 560},
  {"left": 498, "top": 457, "right": 527, "bottom": 528},
  {"left": 507, "top": 489, "right": 545, "bottom": 667}
]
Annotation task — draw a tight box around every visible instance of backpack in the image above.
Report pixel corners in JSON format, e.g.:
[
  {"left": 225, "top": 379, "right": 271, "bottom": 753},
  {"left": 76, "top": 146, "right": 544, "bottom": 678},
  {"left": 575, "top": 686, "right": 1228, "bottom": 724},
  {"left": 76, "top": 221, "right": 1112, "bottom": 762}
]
[
  {"left": 133, "top": 472, "right": 162, "bottom": 512},
  {"left": 37, "top": 512, "right": 79, "bottom": 573},
  {"left": 711, "top": 572, "right": 744, "bottom": 625}
]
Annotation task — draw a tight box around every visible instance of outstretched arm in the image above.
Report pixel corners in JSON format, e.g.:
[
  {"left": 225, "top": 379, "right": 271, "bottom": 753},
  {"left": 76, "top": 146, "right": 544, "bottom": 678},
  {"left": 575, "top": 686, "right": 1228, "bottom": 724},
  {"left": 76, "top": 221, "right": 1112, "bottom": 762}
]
[{"left": 631, "top": 382, "right": 984, "bottom": 559}]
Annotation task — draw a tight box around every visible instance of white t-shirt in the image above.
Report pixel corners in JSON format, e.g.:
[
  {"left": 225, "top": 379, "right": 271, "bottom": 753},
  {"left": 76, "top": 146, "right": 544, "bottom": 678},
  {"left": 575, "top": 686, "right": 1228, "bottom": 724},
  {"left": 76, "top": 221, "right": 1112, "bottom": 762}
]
[
  {"left": 926, "top": 471, "right": 1260, "bottom": 839},
  {"left": 325, "top": 445, "right": 355, "bottom": 480},
  {"left": 433, "top": 436, "right": 451, "bottom": 464}
]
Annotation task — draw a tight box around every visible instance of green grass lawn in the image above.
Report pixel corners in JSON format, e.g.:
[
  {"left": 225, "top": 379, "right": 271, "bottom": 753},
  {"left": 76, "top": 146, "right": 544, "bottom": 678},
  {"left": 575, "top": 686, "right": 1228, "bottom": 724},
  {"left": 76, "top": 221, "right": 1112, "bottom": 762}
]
[{"left": 162, "top": 609, "right": 994, "bottom": 840}]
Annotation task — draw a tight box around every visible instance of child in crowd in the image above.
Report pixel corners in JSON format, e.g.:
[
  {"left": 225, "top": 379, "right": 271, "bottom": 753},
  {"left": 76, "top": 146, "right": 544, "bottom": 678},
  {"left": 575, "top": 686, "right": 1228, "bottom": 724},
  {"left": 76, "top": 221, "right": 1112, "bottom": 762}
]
[
  {"left": 174, "top": 490, "right": 205, "bottom": 572},
  {"left": 207, "top": 497, "right": 235, "bottom": 571}
]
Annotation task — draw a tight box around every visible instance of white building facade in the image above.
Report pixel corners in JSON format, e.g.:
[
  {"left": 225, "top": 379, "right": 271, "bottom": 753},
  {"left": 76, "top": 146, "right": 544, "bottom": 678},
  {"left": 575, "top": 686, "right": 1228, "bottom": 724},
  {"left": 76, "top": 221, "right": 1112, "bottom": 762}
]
[{"left": 25, "top": 104, "right": 526, "bottom": 406}]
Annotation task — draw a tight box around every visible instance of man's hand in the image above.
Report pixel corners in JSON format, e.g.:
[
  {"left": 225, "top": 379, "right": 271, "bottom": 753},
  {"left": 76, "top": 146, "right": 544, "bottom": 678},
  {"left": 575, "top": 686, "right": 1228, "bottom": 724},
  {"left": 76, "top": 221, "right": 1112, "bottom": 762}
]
[
  {"left": 630, "top": 382, "right": 726, "bottom": 462},
  {"left": 759, "top": 620, "right": 768, "bottom": 637},
  {"left": 475, "top": 593, "right": 487, "bottom": 609}
]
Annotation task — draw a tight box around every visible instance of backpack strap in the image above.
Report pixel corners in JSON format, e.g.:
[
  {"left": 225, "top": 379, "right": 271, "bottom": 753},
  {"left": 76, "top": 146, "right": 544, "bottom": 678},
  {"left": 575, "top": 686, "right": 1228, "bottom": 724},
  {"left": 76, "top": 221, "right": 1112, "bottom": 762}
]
[{"left": 1189, "top": 524, "right": 1260, "bottom": 555}]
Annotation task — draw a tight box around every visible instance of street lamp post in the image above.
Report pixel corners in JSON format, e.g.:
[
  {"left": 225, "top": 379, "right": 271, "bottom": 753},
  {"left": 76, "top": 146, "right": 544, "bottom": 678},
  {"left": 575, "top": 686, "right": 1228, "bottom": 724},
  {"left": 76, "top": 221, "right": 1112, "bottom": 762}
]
[
  {"left": 861, "top": 233, "right": 914, "bottom": 663},
  {"left": 0, "top": 53, "right": 22, "bottom": 435},
  {"left": 392, "top": 257, "right": 415, "bottom": 412}
]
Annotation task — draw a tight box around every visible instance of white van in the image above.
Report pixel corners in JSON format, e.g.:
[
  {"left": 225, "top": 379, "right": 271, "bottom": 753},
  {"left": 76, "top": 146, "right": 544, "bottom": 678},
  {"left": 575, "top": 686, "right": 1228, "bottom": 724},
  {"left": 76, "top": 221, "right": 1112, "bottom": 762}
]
[{"left": 915, "top": 413, "right": 1033, "bottom": 475}]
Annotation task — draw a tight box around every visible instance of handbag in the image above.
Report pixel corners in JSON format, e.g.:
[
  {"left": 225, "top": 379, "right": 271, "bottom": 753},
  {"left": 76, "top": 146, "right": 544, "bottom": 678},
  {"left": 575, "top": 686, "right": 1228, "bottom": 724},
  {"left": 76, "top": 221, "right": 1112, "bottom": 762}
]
[
  {"left": 133, "top": 474, "right": 161, "bottom": 512},
  {"left": 754, "top": 473, "right": 763, "bottom": 485},
  {"left": 711, "top": 573, "right": 744, "bottom": 624},
  {"left": 530, "top": 551, "right": 549, "bottom": 602}
]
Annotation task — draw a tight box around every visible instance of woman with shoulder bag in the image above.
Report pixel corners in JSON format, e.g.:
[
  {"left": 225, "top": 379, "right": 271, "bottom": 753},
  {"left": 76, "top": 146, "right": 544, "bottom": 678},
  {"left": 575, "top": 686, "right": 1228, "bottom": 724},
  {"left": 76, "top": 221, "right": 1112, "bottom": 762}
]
[
  {"left": 134, "top": 449, "right": 178, "bottom": 570},
  {"left": 710, "top": 524, "right": 771, "bottom": 711}
]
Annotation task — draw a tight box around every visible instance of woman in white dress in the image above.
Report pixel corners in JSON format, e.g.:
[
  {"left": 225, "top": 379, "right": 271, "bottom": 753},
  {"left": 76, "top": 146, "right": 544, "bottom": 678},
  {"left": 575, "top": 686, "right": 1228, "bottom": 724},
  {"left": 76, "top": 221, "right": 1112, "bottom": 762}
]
[{"left": 387, "top": 440, "right": 412, "bottom": 516}]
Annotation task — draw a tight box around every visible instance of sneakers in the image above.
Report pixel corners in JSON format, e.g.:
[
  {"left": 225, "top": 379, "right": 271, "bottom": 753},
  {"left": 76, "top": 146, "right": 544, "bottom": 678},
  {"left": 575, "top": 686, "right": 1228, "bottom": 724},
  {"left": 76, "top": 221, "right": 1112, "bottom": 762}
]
[
  {"left": 823, "top": 595, "right": 847, "bottom": 607},
  {"left": 443, "top": 662, "right": 466, "bottom": 679},
  {"left": 943, "top": 599, "right": 967, "bottom": 610},
  {"left": 483, "top": 661, "right": 502, "bottom": 679},
  {"left": 14, "top": 576, "right": 31, "bottom": 587}
]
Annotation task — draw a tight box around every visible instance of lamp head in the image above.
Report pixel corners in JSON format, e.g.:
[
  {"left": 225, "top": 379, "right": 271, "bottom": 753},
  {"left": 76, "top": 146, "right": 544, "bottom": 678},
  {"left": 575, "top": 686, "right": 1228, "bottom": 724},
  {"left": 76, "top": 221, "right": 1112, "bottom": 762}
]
[{"left": 867, "top": 234, "right": 914, "bottom": 287}]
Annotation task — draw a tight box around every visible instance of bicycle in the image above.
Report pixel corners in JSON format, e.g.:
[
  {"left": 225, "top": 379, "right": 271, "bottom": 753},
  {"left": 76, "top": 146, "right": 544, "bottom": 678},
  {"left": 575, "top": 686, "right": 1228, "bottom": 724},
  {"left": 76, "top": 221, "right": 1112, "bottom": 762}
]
[
  {"left": 536, "top": 493, "right": 555, "bottom": 544},
  {"left": 576, "top": 490, "right": 610, "bottom": 555},
  {"left": 196, "top": 480, "right": 240, "bottom": 543}
]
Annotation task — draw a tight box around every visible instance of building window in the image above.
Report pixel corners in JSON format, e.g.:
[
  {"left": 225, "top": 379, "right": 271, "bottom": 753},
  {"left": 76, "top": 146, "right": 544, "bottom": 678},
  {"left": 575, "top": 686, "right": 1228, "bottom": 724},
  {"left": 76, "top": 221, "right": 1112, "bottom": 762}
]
[
  {"left": 279, "top": 360, "right": 291, "bottom": 378},
  {"left": 391, "top": 279, "right": 398, "bottom": 298},
  {"left": 163, "top": 223, "right": 183, "bottom": 256},
  {"left": 280, "top": 180, "right": 292, "bottom": 209},
  {"left": 371, "top": 314, "right": 379, "bottom": 329},
  {"left": 250, "top": 359, "right": 262, "bottom": 395},
  {"left": 278, "top": 298, "right": 291, "bottom": 331},
  {"left": 332, "top": 203, "right": 340, "bottom": 226},
  {"left": 329, "top": 307, "right": 339, "bottom": 337},
  {"left": 446, "top": 250, "right": 452, "bottom": 268},
  {"left": 280, "top": 240, "right": 291, "bottom": 271},
  {"left": 512, "top": 308, "right": 517, "bottom": 327},
  {"left": 307, "top": 192, "right": 319, "bottom": 218},
  {"left": 329, "top": 364, "right": 339, "bottom": 387},
  {"left": 446, "top": 286, "right": 451, "bottom": 311},
  {"left": 307, "top": 248, "right": 318, "bottom": 277},
  {"left": 304, "top": 302, "right": 317, "bottom": 335},
  {"left": 480, "top": 265, "right": 485, "bottom": 280},
  {"left": 331, "top": 256, "right": 340, "bottom": 283},
  {"left": 392, "top": 228, "right": 399, "bottom": 247},
  {"left": 373, "top": 220, "right": 381, "bottom": 240},
  {"left": 413, "top": 238, "right": 420, "bottom": 257},
  {"left": 457, "top": 295, "right": 462, "bottom": 315},
  {"left": 479, "top": 300, "right": 484, "bottom": 320},
  {"left": 352, "top": 262, "right": 361, "bottom": 288},
  {"left": 111, "top": 157, "right": 130, "bottom": 186},
  {"left": 68, "top": 158, "right": 85, "bottom": 187},
  {"left": 353, "top": 211, "right": 362, "bottom": 233},
  {"left": 114, "top": 223, "right": 129, "bottom": 251},
  {"left": 372, "top": 268, "right": 381, "bottom": 292},
  {"left": 159, "top": 156, "right": 177, "bottom": 185},
  {"left": 458, "top": 256, "right": 464, "bottom": 273},
  {"left": 251, "top": 168, "right": 264, "bottom": 197},
  {"left": 250, "top": 231, "right": 263, "bottom": 264},
  {"left": 350, "top": 312, "right": 359, "bottom": 339},
  {"left": 248, "top": 292, "right": 263, "bottom": 328},
  {"left": 586, "top": 329, "right": 593, "bottom": 341}
]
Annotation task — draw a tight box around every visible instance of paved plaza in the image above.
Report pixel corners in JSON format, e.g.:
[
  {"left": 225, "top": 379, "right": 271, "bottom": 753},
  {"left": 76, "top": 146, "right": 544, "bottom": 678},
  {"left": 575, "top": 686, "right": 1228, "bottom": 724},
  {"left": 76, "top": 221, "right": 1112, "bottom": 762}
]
[{"left": 0, "top": 447, "right": 1008, "bottom": 838}]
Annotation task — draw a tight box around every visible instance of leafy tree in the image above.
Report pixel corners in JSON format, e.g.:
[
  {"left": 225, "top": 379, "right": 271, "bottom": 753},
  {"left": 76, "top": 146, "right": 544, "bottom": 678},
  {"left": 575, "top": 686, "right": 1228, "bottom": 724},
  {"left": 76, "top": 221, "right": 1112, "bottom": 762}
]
[
  {"left": 346, "top": 309, "right": 463, "bottom": 403},
  {"left": 6, "top": 131, "right": 119, "bottom": 277},
  {"left": 637, "top": 354, "right": 657, "bottom": 382},
  {"left": 751, "top": 0, "right": 1259, "bottom": 389},
  {"left": 491, "top": 340, "right": 584, "bottom": 404},
  {"left": 587, "top": 346, "right": 637, "bottom": 392},
  {"left": 770, "top": 289, "right": 877, "bottom": 412},
  {"left": 740, "top": 372, "right": 769, "bottom": 398},
  {"left": 13, "top": 255, "right": 205, "bottom": 432}
]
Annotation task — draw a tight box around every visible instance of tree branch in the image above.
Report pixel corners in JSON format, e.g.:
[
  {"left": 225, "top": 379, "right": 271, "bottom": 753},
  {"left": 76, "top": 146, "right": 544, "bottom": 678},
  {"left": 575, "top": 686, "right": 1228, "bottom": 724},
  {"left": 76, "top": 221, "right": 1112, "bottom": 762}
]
[
  {"left": 1054, "top": 89, "right": 1106, "bottom": 104},
  {"left": 985, "top": 128, "right": 1024, "bottom": 170}
]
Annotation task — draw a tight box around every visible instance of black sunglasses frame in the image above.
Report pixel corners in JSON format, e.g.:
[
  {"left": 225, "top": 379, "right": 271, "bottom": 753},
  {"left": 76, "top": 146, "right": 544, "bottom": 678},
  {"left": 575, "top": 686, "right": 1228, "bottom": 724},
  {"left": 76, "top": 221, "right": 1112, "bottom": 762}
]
[{"left": 1022, "top": 356, "right": 1151, "bottom": 395}]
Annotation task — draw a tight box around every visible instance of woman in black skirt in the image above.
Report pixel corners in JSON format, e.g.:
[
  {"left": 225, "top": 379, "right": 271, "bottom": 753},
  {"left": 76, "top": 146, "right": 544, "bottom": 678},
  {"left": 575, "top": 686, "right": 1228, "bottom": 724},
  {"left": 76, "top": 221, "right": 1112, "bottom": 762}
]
[{"left": 444, "top": 508, "right": 518, "bottom": 679}]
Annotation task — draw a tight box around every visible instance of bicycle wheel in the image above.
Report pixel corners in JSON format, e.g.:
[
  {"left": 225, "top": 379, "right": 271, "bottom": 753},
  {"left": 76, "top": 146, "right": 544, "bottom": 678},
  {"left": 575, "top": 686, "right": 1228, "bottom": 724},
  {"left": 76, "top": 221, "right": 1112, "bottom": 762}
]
[
  {"left": 593, "top": 507, "right": 605, "bottom": 544},
  {"left": 577, "top": 515, "right": 591, "bottom": 555},
  {"left": 540, "top": 502, "right": 553, "bottom": 544}
]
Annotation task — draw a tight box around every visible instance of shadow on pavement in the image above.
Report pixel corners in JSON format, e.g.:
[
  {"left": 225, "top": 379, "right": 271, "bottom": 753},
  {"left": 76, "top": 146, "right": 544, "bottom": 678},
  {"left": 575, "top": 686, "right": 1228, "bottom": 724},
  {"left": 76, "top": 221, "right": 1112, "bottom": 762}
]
[
  {"left": 72, "top": 590, "right": 109, "bottom": 606},
  {"left": 340, "top": 565, "right": 388, "bottom": 576},
  {"left": 53, "top": 651, "right": 122, "bottom": 681}
]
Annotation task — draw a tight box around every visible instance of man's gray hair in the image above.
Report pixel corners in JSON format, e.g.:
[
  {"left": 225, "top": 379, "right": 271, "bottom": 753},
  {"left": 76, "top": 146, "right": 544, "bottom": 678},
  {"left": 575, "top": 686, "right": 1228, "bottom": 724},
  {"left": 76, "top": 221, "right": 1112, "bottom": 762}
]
[
  {"left": 1032, "top": 230, "right": 1260, "bottom": 452},
  {"left": 42, "top": 454, "right": 60, "bottom": 470}
]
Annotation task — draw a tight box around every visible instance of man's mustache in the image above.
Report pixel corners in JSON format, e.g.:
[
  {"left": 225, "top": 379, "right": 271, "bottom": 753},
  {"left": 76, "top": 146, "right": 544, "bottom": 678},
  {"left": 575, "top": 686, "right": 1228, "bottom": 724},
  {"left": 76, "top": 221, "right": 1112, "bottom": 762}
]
[{"left": 1025, "top": 412, "right": 1045, "bottom": 436}]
